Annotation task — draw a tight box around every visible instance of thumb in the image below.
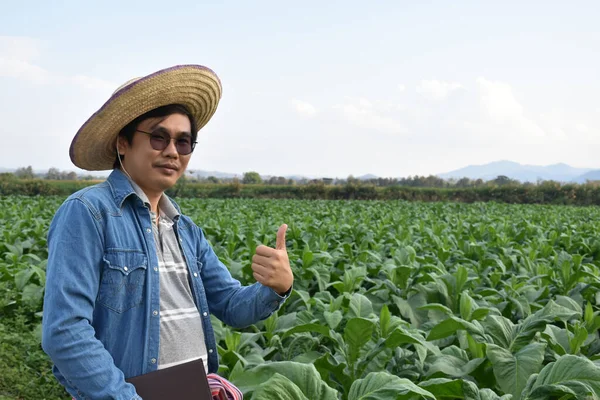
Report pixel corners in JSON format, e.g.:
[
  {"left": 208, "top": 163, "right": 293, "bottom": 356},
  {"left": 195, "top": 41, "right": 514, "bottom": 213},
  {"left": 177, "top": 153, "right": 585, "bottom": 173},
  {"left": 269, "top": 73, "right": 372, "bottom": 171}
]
[{"left": 276, "top": 224, "right": 288, "bottom": 250}]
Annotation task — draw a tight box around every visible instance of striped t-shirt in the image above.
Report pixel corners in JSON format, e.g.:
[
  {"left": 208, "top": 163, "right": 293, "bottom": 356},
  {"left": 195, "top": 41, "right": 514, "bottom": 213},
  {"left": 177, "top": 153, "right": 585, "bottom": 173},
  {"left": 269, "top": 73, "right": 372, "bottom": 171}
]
[{"left": 128, "top": 178, "right": 208, "bottom": 372}]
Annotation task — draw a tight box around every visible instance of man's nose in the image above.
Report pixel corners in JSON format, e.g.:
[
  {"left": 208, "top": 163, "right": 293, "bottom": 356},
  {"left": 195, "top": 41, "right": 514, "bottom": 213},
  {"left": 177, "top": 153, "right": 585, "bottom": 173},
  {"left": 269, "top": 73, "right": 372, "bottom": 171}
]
[{"left": 163, "top": 138, "right": 179, "bottom": 157}]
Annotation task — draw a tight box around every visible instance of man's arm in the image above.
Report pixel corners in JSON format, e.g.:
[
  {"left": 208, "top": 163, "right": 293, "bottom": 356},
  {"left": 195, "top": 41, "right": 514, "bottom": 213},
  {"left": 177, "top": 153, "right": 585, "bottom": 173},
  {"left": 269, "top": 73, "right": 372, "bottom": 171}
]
[
  {"left": 42, "top": 199, "right": 140, "bottom": 400},
  {"left": 195, "top": 224, "right": 291, "bottom": 328}
]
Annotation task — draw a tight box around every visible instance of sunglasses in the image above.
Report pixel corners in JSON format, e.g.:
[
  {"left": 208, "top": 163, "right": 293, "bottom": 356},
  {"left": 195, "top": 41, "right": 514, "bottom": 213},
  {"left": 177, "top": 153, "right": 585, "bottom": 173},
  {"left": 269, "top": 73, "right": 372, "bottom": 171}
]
[{"left": 135, "top": 129, "right": 197, "bottom": 155}]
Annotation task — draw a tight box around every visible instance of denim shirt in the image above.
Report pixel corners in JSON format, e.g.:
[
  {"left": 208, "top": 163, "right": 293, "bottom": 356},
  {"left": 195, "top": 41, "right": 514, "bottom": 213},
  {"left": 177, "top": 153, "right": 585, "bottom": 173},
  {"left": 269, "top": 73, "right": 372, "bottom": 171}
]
[{"left": 42, "top": 169, "right": 289, "bottom": 400}]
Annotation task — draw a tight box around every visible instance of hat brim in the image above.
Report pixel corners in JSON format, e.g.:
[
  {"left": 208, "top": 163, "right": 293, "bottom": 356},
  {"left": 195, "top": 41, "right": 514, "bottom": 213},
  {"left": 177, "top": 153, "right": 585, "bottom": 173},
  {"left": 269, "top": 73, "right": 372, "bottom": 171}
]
[{"left": 70, "top": 64, "right": 222, "bottom": 171}]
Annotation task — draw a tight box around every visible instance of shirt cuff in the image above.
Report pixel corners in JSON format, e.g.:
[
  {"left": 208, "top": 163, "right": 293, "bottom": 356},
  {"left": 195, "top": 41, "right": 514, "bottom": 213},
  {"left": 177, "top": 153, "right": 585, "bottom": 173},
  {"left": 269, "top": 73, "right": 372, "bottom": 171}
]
[
  {"left": 261, "top": 283, "right": 292, "bottom": 309},
  {"left": 274, "top": 285, "right": 292, "bottom": 298}
]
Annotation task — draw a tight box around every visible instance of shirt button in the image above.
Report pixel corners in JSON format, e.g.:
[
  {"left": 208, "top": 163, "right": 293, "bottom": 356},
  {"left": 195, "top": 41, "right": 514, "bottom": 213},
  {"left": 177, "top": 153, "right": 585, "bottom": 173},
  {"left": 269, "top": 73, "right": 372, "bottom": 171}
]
[
  {"left": 123, "top": 266, "right": 128, "bottom": 272},
  {"left": 146, "top": 228, "right": 151, "bottom": 233},
  {"left": 153, "top": 310, "right": 158, "bottom": 316},
  {"left": 151, "top": 358, "right": 157, "bottom": 364},
  {"left": 154, "top": 267, "right": 158, "bottom": 272},
  {"left": 208, "top": 349, "right": 213, "bottom": 354},
  {"left": 203, "top": 312, "right": 208, "bottom": 317},
  {"left": 194, "top": 272, "right": 198, "bottom": 277}
]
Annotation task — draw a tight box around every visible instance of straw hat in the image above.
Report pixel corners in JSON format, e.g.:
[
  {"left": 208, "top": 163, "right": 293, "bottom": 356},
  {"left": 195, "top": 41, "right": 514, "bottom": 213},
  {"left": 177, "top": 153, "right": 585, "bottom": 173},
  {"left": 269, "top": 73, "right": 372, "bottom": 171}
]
[{"left": 70, "top": 64, "right": 222, "bottom": 171}]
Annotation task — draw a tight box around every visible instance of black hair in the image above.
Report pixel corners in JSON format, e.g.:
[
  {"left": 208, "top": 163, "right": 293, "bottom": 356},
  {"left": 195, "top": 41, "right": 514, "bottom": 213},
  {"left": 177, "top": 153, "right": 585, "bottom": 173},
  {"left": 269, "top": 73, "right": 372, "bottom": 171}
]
[{"left": 113, "top": 104, "right": 197, "bottom": 169}]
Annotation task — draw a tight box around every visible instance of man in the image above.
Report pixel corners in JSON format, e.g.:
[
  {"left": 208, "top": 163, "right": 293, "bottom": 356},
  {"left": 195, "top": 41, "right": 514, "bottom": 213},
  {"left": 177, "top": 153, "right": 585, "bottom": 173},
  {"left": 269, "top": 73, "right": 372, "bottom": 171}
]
[{"left": 42, "top": 65, "right": 293, "bottom": 399}]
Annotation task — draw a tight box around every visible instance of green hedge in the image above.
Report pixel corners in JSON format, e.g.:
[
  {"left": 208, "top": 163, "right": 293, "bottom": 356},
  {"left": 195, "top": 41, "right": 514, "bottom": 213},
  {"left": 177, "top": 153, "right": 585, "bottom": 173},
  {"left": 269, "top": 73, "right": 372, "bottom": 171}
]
[
  {"left": 0, "top": 179, "right": 99, "bottom": 196},
  {"left": 1, "top": 178, "right": 599, "bottom": 205}
]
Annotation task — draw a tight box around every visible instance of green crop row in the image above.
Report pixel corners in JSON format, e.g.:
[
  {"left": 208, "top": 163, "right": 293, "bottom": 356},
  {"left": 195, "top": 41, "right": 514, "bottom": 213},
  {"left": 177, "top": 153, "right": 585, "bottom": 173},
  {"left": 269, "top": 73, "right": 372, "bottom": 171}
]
[{"left": 1, "top": 196, "right": 600, "bottom": 399}]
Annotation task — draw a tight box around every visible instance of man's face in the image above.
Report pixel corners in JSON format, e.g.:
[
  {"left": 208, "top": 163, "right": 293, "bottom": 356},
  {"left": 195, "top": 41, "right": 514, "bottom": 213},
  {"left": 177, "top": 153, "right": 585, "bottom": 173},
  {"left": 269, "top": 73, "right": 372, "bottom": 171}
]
[{"left": 118, "top": 113, "right": 192, "bottom": 196}]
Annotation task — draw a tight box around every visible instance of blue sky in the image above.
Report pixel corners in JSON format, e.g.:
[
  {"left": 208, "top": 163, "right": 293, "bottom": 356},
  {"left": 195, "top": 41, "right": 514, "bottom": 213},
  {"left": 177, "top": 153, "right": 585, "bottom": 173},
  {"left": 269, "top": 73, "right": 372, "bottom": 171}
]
[{"left": 1, "top": 1, "right": 598, "bottom": 178}]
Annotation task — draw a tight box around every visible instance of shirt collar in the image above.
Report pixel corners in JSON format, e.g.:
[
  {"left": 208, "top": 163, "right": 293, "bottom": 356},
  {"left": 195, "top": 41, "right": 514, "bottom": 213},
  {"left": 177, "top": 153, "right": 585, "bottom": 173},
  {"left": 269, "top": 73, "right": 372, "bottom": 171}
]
[{"left": 123, "top": 172, "right": 181, "bottom": 221}]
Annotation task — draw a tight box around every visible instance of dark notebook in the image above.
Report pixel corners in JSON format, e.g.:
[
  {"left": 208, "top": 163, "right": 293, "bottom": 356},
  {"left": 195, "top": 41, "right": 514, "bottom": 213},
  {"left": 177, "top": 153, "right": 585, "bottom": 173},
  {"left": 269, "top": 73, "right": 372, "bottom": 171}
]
[{"left": 125, "top": 358, "right": 212, "bottom": 400}]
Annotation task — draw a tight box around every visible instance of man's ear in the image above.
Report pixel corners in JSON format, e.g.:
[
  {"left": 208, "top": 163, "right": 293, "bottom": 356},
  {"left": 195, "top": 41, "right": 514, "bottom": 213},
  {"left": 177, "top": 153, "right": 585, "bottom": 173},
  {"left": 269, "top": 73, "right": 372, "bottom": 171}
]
[{"left": 117, "top": 136, "right": 127, "bottom": 156}]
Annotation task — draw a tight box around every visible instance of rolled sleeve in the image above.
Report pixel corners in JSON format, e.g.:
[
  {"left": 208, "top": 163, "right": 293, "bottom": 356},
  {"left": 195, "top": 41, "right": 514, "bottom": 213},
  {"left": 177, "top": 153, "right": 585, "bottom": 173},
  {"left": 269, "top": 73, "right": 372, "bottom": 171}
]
[{"left": 196, "top": 225, "right": 290, "bottom": 328}]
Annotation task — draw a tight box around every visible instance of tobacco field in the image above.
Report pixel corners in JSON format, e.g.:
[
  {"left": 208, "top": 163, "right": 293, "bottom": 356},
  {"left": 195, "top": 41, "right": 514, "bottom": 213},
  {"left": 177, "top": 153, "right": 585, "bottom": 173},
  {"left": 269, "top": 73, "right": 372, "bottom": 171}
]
[{"left": 1, "top": 196, "right": 600, "bottom": 399}]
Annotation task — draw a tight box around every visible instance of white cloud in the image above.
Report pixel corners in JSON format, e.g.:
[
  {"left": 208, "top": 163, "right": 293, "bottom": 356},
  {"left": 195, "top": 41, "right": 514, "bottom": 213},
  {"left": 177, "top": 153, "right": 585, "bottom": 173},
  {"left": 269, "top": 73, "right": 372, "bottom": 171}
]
[
  {"left": 0, "top": 58, "right": 51, "bottom": 84},
  {"left": 0, "top": 36, "right": 115, "bottom": 92},
  {"left": 0, "top": 36, "right": 51, "bottom": 84},
  {"left": 575, "top": 123, "right": 589, "bottom": 134},
  {"left": 358, "top": 97, "right": 372, "bottom": 108},
  {"left": 539, "top": 114, "right": 596, "bottom": 142},
  {"left": 476, "top": 77, "right": 545, "bottom": 138},
  {"left": 0, "top": 36, "right": 41, "bottom": 61},
  {"left": 537, "top": 112, "right": 568, "bottom": 140},
  {"left": 334, "top": 98, "right": 406, "bottom": 136},
  {"left": 476, "top": 78, "right": 523, "bottom": 121},
  {"left": 71, "top": 75, "right": 116, "bottom": 92},
  {"left": 291, "top": 99, "right": 317, "bottom": 118},
  {"left": 398, "top": 84, "right": 406, "bottom": 92},
  {"left": 417, "top": 79, "right": 462, "bottom": 101}
]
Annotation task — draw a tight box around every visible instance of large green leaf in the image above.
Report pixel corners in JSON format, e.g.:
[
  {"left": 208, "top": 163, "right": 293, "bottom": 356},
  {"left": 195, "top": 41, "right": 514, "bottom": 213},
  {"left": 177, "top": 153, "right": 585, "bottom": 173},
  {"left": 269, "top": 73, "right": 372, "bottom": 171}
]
[
  {"left": 554, "top": 295, "right": 582, "bottom": 315},
  {"left": 309, "top": 266, "right": 331, "bottom": 292},
  {"left": 427, "top": 316, "right": 487, "bottom": 342},
  {"left": 14, "top": 267, "right": 35, "bottom": 290},
  {"left": 541, "top": 325, "right": 568, "bottom": 355},
  {"left": 349, "top": 293, "right": 374, "bottom": 319},
  {"left": 324, "top": 310, "right": 343, "bottom": 330},
  {"left": 482, "top": 315, "right": 514, "bottom": 349},
  {"left": 419, "top": 303, "right": 454, "bottom": 317},
  {"left": 274, "top": 312, "right": 300, "bottom": 332},
  {"left": 251, "top": 373, "right": 309, "bottom": 400},
  {"left": 477, "top": 389, "right": 513, "bottom": 400},
  {"left": 393, "top": 293, "right": 429, "bottom": 327},
  {"left": 293, "top": 351, "right": 323, "bottom": 364},
  {"left": 252, "top": 373, "right": 310, "bottom": 400},
  {"left": 348, "top": 372, "right": 435, "bottom": 400},
  {"left": 21, "top": 283, "right": 44, "bottom": 305},
  {"left": 426, "top": 346, "right": 485, "bottom": 378},
  {"left": 385, "top": 328, "right": 429, "bottom": 349},
  {"left": 522, "top": 355, "right": 600, "bottom": 400},
  {"left": 231, "top": 361, "right": 338, "bottom": 400},
  {"left": 460, "top": 292, "right": 475, "bottom": 321},
  {"left": 418, "top": 378, "right": 479, "bottom": 399},
  {"left": 345, "top": 318, "right": 375, "bottom": 363},
  {"left": 380, "top": 304, "right": 391, "bottom": 338},
  {"left": 343, "top": 267, "right": 367, "bottom": 292},
  {"left": 282, "top": 323, "right": 331, "bottom": 339},
  {"left": 509, "top": 300, "right": 581, "bottom": 351},
  {"left": 486, "top": 342, "right": 546, "bottom": 399},
  {"left": 313, "top": 353, "right": 353, "bottom": 394},
  {"left": 535, "top": 299, "right": 582, "bottom": 322}
]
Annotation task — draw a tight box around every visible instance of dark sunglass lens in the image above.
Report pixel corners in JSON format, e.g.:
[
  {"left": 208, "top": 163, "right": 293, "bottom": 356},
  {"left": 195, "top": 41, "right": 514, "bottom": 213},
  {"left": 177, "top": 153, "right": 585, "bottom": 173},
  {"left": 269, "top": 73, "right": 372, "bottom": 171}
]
[
  {"left": 176, "top": 138, "right": 193, "bottom": 155},
  {"left": 149, "top": 133, "right": 168, "bottom": 150}
]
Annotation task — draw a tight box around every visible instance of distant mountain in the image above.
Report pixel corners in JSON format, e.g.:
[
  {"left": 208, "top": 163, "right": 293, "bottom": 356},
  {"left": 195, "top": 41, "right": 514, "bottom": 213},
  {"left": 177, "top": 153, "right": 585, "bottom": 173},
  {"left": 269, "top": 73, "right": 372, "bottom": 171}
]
[
  {"left": 358, "top": 174, "right": 378, "bottom": 180},
  {"left": 187, "top": 170, "right": 240, "bottom": 179},
  {"left": 438, "top": 161, "right": 594, "bottom": 183},
  {"left": 187, "top": 170, "right": 323, "bottom": 182},
  {"left": 285, "top": 175, "right": 315, "bottom": 181},
  {"left": 574, "top": 169, "right": 600, "bottom": 183}
]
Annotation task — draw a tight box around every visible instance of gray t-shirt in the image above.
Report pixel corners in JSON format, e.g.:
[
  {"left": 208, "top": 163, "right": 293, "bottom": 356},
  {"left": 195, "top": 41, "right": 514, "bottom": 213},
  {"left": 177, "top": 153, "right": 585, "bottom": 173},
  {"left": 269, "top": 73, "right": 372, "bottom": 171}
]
[{"left": 127, "top": 177, "right": 208, "bottom": 372}]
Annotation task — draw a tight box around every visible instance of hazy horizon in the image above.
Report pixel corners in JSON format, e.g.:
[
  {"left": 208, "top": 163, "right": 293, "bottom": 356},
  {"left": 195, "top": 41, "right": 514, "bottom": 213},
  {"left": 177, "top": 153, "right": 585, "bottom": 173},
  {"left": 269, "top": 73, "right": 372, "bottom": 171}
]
[
  {"left": 1, "top": 1, "right": 598, "bottom": 178},
  {"left": 2, "top": 159, "right": 596, "bottom": 182}
]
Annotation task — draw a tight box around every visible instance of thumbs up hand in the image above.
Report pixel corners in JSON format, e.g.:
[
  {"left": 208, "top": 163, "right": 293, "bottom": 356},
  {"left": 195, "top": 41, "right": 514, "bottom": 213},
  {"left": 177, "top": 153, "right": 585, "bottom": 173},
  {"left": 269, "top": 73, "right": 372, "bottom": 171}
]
[{"left": 251, "top": 224, "right": 293, "bottom": 295}]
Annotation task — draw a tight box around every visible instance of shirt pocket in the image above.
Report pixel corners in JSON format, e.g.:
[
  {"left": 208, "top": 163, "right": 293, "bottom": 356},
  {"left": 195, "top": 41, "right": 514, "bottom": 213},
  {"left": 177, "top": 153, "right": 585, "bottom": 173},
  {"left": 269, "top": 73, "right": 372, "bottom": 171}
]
[{"left": 97, "top": 250, "right": 148, "bottom": 313}]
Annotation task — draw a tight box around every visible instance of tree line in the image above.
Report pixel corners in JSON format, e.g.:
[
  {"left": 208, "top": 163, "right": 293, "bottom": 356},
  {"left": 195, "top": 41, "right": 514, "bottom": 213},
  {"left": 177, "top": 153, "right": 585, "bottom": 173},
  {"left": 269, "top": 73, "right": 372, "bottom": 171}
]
[{"left": 2, "top": 166, "right": 598, "bottom": 189}]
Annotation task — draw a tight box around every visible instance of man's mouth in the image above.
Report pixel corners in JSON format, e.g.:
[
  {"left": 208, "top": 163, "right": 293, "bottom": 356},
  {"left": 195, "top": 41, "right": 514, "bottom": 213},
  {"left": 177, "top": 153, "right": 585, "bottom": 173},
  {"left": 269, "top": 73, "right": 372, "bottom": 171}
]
[{"left": 156, "top": 164, "right": 179, "bottom": 171}]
